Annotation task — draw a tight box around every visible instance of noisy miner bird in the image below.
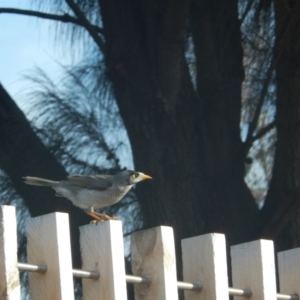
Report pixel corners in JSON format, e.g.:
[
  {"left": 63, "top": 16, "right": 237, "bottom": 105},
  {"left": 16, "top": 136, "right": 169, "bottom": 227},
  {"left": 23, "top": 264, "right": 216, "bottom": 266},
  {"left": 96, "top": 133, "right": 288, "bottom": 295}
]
[{"left": 23, "top": 170, "right": 152, "bottom": 221}]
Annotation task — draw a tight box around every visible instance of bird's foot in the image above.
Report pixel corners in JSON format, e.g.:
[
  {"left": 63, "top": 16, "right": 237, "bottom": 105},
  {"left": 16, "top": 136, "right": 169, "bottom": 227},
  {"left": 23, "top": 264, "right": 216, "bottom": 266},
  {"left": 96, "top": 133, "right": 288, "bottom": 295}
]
[
  {"left": 90, "top": 219, "right": 102, "bottom": 224},
  {"left": 84, "top": 210, "right": 119, "bottom": 223},
  {"left": 90, "top": 215, "right": 119, "bottom": 223}
]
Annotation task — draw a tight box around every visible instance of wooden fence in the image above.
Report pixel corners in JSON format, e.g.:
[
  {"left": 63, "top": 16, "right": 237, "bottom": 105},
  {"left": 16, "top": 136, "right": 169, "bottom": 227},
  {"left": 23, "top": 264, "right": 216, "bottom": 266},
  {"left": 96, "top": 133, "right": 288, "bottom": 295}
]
[{"left": 0, "top": 205, "right": 299, "bottom": 300}]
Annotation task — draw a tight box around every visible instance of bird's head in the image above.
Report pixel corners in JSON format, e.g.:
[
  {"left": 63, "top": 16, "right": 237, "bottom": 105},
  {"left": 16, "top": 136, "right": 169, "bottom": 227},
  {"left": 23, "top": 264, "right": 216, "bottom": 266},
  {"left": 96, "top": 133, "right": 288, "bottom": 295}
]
[{"left": 115, "top": 170, "right": 152, "bottom": 186}]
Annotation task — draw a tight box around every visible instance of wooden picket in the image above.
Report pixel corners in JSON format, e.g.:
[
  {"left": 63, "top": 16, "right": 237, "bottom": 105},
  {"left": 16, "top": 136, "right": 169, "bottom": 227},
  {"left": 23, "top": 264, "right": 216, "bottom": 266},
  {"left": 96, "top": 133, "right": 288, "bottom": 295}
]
[
  {"left": 231, "top": 239, "right": 277, "bottom": 299},
  {"left": 182, "top": 233, "right": 228, "bottom": 300},
  {"left": 0, "top": 205, "right": 299, "bottom": 300},
  {"left": 278, "top": 248, "right": 300, "bottom": 297},
  {"left": 131, "top": 226, "right": 178, "bottom": 300},
  {"left": 0, "top": 205, "right": 20, "bottom": 299},
  {"left": 26, "top": 212, "right": 74, "bottom": 299},
  {"left": 80, "top": 220, "right": 127, "bottom": 299}
]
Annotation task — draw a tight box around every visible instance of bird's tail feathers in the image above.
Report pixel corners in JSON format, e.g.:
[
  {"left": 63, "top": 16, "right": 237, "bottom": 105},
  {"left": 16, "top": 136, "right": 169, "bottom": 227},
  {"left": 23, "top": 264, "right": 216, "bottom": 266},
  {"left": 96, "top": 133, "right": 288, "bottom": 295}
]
[{"left": 23, "top": 176, "right": 58, "bottom": 187}]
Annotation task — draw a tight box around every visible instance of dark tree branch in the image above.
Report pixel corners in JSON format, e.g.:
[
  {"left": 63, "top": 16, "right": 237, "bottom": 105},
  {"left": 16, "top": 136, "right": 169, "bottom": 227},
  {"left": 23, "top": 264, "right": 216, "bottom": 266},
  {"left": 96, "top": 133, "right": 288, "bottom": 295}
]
[
  {"left": 0, "top": 8, "right": 104, "bottom": 35},
  {"left": 241, "top": 0, "right": 256, "bottom": 23},
  {"left": 262, "top": 188, "right": 300, "bottom": 240},
  {"left": 65, "top": 0, "right": 105, "bottom": 53},
  {"left": 0, "top": 83, "right": 91, "bottom": 267},
  {"left": 244, "top": 61, "right": 275, "bottom": 153},
  {"left": 249, "top": 121, "right": 276, "bottom": 143}
]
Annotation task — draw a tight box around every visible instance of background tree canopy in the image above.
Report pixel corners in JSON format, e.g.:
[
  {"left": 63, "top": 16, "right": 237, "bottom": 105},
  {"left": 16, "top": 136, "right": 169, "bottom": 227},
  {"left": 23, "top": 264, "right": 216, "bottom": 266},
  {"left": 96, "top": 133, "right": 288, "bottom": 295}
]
[{"left": 1, "top": 0, "right": 299, "bottom": 292}]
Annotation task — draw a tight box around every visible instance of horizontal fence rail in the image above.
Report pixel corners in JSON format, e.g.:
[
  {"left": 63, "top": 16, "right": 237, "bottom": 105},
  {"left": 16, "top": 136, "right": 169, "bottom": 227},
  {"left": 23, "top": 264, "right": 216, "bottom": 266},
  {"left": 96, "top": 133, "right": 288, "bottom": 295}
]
[
  {"left": 0, "top": 205, "right": 299, "bottom": 299},
  {"left": 18, "top": 262, "right": 299, "bottom": 299}
]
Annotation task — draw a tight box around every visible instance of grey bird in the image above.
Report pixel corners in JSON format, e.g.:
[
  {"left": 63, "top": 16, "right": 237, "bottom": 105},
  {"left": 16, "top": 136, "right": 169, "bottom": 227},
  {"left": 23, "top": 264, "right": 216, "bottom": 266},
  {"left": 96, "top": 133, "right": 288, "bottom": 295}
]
[{"left": 23, "top": 170, "right": 152, "bottom": 221}]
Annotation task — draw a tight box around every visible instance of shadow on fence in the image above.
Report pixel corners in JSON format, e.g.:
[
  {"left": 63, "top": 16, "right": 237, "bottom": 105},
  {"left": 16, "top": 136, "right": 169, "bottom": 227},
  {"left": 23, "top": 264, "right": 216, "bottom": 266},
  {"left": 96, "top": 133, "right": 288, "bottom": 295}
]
[{"left": 0, "top": 205, "right": 299, "bottom": 299}]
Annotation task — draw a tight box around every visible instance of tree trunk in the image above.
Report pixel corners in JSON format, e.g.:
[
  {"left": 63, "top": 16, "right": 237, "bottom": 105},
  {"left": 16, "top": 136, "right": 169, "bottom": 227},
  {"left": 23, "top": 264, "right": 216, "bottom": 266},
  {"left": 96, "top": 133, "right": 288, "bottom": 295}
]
[
  {"left": 260, "top": 0, "right": 300, "bottom": 251},
  {"left": 0, "top": 83, "right": 90, "bottom": 267},
  {"left": 99, "top": 0, "right": 260, "bottom": 275}
]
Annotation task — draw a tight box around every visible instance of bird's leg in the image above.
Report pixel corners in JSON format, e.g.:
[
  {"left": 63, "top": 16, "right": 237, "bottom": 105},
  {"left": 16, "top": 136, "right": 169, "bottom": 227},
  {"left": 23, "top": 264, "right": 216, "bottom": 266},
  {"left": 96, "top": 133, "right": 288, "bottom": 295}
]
[
  {"left": 84, "top": 208, "right": 118, "bottom": 223},
  {"left": 92, "top": 211, "right": 119, "bottom": 221},
  {"left": 84, "top": 210, "right": 104, "bottom": 222}
]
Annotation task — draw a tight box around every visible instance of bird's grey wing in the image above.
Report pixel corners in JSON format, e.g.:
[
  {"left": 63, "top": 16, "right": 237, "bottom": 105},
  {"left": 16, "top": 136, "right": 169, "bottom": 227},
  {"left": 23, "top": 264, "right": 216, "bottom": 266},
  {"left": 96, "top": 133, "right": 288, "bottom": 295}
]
[{"left": 66, "top": 174, "right": 113, "bottom": 190}]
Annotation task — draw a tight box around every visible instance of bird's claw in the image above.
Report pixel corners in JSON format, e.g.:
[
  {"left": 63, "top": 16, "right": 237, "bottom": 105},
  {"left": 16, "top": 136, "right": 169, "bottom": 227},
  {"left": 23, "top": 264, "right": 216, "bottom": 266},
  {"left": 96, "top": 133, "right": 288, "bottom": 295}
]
[
  {"left": 90, "top": 216, "right": 118, "bottom": 223},
  {"left": 90, "top": 219, "right": 103, "bottom": 224},
  {"left": 85, "top": 210, "right": 119, "bottom": 223}
]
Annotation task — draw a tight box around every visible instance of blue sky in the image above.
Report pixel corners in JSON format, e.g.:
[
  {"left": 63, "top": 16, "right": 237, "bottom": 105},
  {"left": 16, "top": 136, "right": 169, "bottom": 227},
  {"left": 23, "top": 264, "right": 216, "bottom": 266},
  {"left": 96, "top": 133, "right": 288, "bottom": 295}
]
[{"left": 0, "top": 0, "right": 73, "bottom": 100}]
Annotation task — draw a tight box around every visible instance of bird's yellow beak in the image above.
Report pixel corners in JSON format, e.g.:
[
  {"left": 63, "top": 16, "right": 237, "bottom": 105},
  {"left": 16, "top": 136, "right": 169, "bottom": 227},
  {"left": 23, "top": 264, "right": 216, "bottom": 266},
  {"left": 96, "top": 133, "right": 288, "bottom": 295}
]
[{"left": 141, "top": 174, "right": 152, "bottom": 180}]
